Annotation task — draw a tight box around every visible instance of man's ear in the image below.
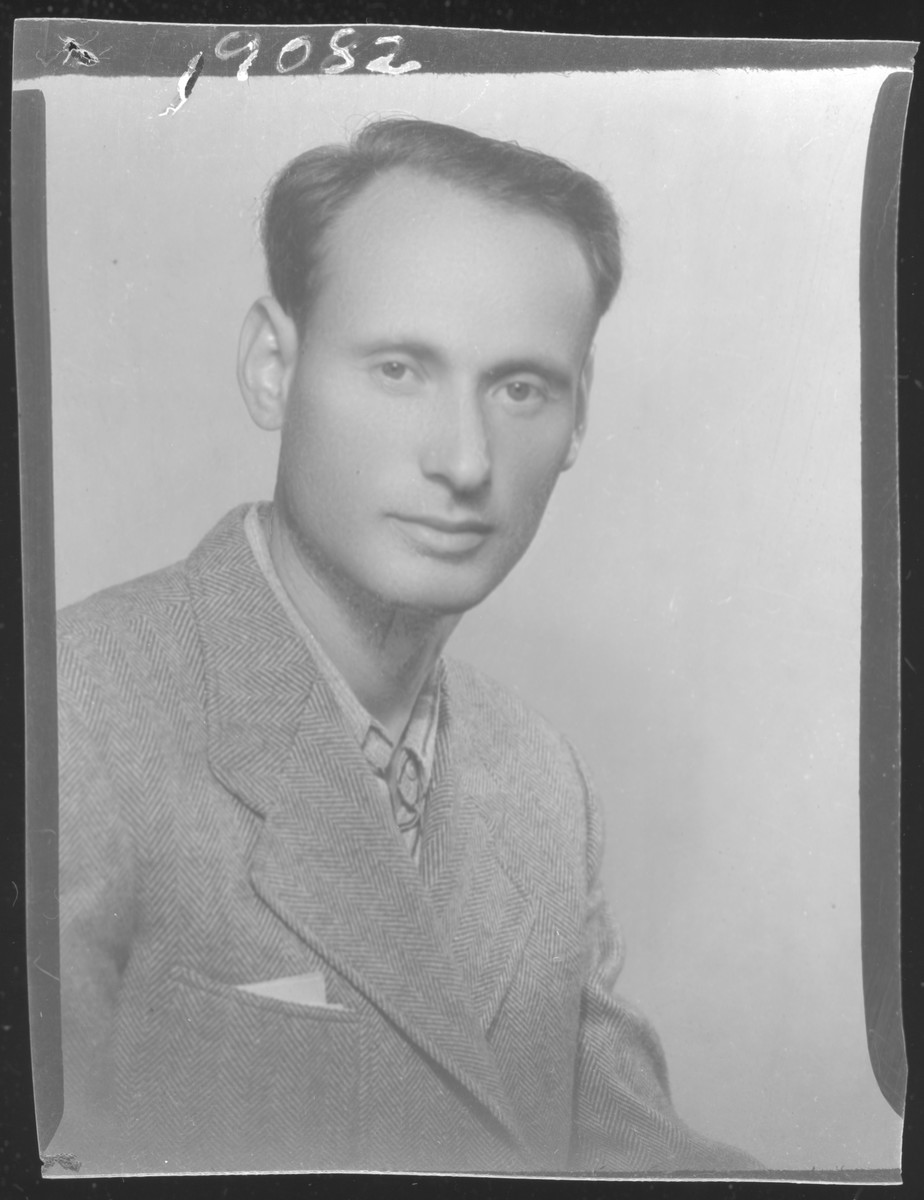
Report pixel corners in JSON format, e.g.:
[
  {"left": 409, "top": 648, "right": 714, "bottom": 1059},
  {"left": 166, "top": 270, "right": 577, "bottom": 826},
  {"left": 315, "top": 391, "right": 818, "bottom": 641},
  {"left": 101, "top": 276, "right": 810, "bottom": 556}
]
[
  {"left": 562, "top": 347, "right": 594, "bottom": 472},
  {"left": 237, "top": 297, "right": 300, "bottom": 431}
]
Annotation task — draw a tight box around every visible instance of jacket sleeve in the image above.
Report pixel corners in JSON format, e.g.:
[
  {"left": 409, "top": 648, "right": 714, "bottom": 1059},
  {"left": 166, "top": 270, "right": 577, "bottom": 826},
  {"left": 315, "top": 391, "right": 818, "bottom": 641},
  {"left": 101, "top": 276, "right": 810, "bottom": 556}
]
[
  {"left": 47, "top": 636, "right": 139, "bottom": 1169},
  {"left": 568, "top": 752, "right": 762, "bottom": 1174}
]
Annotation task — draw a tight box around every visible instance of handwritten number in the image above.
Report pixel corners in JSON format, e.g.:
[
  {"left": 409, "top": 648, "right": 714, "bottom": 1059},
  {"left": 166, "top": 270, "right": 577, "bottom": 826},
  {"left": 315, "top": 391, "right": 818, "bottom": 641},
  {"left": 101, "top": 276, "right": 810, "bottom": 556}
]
[
  {"left": 365, "top": 35, "right": 421, "bottom": 76},
  {"left": 178, "top": 27, "right": 421, "bottom": 94},
  {"left": 276, "top": 36, "right": 313, "bottom": 73},
  {"left": 215, "top": 31, "right": 261, "bottom": 81},
  {"left": 159, "top": 51, "right": 204, "bottom": 117},
  {"left": 320, "top": 27, "right": 358, "bottom": 75}
]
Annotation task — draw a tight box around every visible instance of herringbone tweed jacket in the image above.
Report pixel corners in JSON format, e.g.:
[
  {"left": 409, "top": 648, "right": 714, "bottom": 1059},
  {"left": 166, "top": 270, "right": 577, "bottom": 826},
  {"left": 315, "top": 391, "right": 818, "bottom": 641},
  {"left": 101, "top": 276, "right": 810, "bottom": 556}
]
[{"left": 52, "top": 506, "right": 759, "bottom": 1176}]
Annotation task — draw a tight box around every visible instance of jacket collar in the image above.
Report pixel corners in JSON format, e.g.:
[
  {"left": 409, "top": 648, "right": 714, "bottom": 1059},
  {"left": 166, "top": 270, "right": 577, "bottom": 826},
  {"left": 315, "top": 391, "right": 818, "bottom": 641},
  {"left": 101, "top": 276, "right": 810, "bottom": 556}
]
[{"left": 183, "top": 507, "right": 535, "bottom": 1151}]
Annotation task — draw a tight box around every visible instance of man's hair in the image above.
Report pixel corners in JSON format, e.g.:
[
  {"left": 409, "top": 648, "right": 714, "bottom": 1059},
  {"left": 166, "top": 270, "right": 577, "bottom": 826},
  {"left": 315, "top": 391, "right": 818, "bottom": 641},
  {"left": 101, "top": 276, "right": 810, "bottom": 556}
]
[{"left": 260, "top": 117, "right": 622, "bottom": 332}]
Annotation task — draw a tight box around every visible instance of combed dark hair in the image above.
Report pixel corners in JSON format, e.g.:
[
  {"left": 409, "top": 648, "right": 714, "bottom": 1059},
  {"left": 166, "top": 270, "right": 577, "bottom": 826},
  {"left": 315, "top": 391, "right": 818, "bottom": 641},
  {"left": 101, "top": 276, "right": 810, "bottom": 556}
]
[{"left": 261, "top": 117, "right": 622, "bottom": 331}]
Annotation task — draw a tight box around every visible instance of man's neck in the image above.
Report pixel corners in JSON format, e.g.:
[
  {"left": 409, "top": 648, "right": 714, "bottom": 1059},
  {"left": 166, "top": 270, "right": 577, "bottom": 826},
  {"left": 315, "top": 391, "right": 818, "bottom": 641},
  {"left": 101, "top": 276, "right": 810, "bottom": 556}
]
[{"left": 268, "top": 508, "right": 458, "bottom": 741}]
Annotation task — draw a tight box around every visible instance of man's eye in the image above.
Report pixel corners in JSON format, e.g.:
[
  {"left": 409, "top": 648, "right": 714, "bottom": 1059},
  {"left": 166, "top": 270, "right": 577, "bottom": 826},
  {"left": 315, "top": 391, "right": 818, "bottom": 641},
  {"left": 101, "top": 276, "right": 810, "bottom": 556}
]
[
  {"left": 379, "top": 361, "right": 410, "bottom": 382},
  {"left": 503, "top": 380, "right": 541, "bottom": 403}
]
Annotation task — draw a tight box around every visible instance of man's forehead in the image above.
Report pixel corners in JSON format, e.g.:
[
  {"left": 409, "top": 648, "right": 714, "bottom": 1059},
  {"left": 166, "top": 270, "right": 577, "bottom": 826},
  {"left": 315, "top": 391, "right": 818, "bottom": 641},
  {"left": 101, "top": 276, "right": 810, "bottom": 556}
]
[
  {"left": 311, "top": 231, "right": 594, "bottom": 371},
  {"left": 323, "top": 166, "right": 588, "bottom": 271}
]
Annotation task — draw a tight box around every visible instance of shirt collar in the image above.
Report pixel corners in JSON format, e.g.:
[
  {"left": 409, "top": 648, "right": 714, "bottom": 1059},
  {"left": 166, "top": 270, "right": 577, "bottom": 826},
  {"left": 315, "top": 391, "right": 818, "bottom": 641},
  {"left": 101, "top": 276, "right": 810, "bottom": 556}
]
[{"left": 244, "top": 502, "right": 442, "bottom": 790}]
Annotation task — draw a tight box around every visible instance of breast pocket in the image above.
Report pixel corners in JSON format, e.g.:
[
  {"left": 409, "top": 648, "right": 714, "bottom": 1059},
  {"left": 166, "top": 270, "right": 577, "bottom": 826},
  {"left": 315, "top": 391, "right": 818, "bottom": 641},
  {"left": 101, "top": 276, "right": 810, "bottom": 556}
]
[{"left": 136, "top": 965, "right": 362, "bottom": 1172}]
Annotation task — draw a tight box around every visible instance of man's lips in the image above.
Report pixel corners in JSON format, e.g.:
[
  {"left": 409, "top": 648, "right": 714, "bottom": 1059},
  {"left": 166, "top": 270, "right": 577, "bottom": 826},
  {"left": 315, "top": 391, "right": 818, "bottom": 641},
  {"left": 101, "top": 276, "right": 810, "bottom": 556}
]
[
  {"left": 390, "top": 513, "right": 494, "bottom": 552},
  {"left": 395, "top": 514, "right": 494, "bottom": 534}
]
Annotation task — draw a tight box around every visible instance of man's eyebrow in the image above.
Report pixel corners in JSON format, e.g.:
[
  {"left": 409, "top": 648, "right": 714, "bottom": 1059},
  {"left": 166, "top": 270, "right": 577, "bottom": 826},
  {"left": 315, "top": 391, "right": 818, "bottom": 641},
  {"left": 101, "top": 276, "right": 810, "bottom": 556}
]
[
  {"left": 352, "top": 339, "right": 445, "bottom": 366},
  {"left": 485, "top": 358, "right": 576, "bottom": 393}
]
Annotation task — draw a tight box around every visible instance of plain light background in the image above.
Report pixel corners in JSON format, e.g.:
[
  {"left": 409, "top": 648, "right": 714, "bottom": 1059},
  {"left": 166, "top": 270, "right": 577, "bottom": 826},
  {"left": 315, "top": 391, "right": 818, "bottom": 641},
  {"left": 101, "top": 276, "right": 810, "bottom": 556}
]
[{"left": 36, "top": 62, "right": 903, "bottom": 1169}]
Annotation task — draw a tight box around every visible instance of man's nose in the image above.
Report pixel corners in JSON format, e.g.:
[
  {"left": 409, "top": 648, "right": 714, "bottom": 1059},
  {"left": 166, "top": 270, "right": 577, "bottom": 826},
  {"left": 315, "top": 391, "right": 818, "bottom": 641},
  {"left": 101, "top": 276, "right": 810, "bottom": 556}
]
[{"left": 420, "top": 386, "right": 492, "bottom": 494}]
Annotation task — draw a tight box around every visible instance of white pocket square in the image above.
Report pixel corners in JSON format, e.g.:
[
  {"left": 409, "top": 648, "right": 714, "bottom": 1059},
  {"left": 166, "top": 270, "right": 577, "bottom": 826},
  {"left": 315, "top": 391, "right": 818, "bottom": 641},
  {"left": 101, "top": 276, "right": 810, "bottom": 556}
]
[{"left": 235, "top": 971, "right": 344, "bottom": 1009}]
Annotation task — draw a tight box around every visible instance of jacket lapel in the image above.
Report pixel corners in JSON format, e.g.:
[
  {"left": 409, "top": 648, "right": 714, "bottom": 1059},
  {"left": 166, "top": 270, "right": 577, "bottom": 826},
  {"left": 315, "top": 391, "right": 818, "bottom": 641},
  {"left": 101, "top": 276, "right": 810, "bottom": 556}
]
[
  {"left": 184, "top": 509, "right": 530, "bottom": 1150},
  {"left": 420, "top": 684, "right": 537, "bottom": 1037}
]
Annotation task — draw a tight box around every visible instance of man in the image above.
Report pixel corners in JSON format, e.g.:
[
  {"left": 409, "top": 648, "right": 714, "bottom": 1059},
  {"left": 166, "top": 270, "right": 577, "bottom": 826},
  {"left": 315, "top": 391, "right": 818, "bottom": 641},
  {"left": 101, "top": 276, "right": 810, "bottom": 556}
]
[{"left": 52, "top": 118, "right": 759, "bottom": 1175}]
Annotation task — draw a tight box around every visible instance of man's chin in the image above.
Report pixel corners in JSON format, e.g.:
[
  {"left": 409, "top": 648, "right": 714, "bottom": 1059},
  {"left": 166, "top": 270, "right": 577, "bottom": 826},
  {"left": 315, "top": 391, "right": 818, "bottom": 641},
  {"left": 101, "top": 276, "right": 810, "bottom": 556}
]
[
  {"left": 391, "top": 589, "right": 492, "bottom": 621},
  {"left": 382, "top": 574, "right": 502, "bottom": 621}
]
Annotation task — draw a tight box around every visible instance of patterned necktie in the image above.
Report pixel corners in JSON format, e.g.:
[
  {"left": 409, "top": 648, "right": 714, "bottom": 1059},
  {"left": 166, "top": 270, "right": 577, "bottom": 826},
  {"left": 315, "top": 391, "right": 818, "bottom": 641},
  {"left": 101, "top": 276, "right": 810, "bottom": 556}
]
[{"left": 387, "top": 746, "right": 424, "bottom": 859}]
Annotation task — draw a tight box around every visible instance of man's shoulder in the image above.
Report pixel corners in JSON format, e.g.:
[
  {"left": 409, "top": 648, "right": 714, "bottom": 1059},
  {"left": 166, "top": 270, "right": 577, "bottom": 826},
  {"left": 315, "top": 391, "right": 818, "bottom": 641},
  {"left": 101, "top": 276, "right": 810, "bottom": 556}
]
[
  {"left": 55, "top": 558, "right": 200, "bottom": 718},
  {"left": 441, "top": 657, "right": 595, "bottom": 868},
  {"left": 443, "top": 655, "right": 542, "bottom": 725},
  {"left": 57, "top": 506, "right": 250, "bottom": 644},
  {"left": 442, "top": 655, "right": 586, "bottom": 789},
  {"left": 58, "top": 559, "right": 190, "bottom": 640},
  {"left": 55, "top": 505, "right": 258, "bottom": 698}
]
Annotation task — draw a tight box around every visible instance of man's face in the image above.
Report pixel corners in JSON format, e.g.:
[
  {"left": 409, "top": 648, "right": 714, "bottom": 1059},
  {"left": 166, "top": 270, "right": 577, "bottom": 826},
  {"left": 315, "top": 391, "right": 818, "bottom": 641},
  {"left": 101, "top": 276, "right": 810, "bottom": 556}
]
[{"left": 274, "top": 169, "right": 598, "bottom": 619}]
